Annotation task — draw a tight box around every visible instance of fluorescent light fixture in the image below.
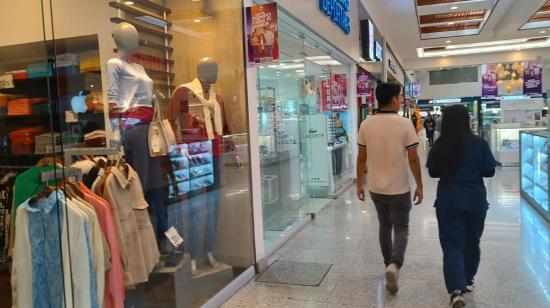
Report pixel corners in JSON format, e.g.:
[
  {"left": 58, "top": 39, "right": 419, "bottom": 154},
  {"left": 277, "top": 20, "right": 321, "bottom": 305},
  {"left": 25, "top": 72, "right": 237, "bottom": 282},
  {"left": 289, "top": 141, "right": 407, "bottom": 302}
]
[
  {"left": 193, "top": 19, "right": 201, "bottom": 23},
  {"left": 448, "top": 22, "right": 455, "bottom": 26},
  {"left": 124, "top": 1, "right": 134, "bottom": 4},
  {"left": 445, "top": 40, "right": 452, "bottom": 43},
  {"left": 295, "top": 69, "right": 305, "bottom": 73},
  {"left": 450, "top": 6, "right": 458, "bottom": 10},
  {"left": 417, "top": 37, "right": 550, "bottom": 58},
  {"left": 540, "top": 30, "right": 547, "bottom": 34},
  {"left": 305, "top": 56, "right": 333, "bottom": 61}
]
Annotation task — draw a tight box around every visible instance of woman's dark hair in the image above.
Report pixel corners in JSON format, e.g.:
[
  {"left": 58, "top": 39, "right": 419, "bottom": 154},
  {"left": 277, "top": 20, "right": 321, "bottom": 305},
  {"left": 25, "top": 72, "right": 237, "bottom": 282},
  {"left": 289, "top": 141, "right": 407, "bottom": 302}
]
[{"left": 429, "top": 105, "right": 473, "bottom": 180}]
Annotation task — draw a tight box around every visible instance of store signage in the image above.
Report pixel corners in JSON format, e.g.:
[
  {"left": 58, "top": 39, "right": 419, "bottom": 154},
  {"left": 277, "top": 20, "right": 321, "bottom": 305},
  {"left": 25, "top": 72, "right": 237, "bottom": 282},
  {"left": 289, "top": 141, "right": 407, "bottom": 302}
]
[
  {"left": 319, "top": 0, "right": 351, "bottom": 35},
  {"left": 0, "top": 74, "right": 14, "bottom": 89},
  {"left": 388, "top": 59, "right": 398, "bottom": 75},
  {"left": 246, "top": 3, "right": 279, "bottom": 65},
  {"left": 375, "top": 41, "right": 382, "bottom": 61},
  {"left": 482, "top": 60, "right": 543, "bottom": 97},
  {"left": 301, "top": 114, "right": 329, "bottom": 187},
  {"left": 430, "top": 98, "right": 462, "bottom": 104}
]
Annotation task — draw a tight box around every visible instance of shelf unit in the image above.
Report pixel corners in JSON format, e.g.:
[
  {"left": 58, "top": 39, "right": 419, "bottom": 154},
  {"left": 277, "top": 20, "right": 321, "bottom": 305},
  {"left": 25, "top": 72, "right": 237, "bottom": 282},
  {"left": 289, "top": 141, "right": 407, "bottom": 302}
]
[
  {"left": 0, "top": 35, "right": 107, "bottom": 165},
  {"left": 520, "top": 130, "right": 550, "bottom": 223},
  {"left": 110, "top": 0, "right": 174, "bottom": 97}
]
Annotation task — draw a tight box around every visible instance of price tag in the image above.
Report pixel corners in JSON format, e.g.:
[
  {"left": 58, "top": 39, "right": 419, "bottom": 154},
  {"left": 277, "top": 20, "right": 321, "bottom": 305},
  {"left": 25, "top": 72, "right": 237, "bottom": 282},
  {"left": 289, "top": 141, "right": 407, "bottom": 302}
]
[
  {"left": 0, "top": 74, "right": 14, "bottom": 89},
  {"left": 65, "top": 111, "right": 79, "bottom": 123},
  {"left": 164, "top": 226, "right": 184, "bottom": 248}
]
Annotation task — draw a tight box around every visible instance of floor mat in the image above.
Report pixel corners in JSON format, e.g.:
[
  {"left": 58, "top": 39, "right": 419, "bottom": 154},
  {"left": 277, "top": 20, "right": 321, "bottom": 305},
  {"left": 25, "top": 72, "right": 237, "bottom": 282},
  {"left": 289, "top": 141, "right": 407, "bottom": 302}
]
[{"left": 256, "top": 260, "right": 332, "bottom": 286}]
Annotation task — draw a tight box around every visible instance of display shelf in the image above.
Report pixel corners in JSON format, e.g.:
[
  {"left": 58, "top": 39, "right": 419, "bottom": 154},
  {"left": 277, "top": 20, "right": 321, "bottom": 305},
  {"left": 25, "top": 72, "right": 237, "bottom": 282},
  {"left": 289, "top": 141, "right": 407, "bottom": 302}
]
[
  {"left": 110, "top": 17, "right": 173, "bottom": 39},
  {"left": 129, "top": 0, "right": 172, "bottom": 14},
  {"left": 109, "top": 1, "right": 172, "bottom": 27},
  {"left": 520, "top": 130, "right": 550, "bottom": 223}
]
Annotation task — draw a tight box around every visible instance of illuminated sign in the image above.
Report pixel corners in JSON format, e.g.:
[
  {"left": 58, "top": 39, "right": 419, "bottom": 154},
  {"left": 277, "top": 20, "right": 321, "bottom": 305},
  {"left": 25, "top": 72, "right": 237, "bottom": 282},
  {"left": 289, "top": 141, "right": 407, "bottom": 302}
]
[
  {"left": 319, "top": 0, "right": 351, "bottom": 34},
  {"left": 375, "top": 41, "right": 382, "bottom": 61},
  {"left": 388, "top": 59, "right": 398, "bottom": 75}
]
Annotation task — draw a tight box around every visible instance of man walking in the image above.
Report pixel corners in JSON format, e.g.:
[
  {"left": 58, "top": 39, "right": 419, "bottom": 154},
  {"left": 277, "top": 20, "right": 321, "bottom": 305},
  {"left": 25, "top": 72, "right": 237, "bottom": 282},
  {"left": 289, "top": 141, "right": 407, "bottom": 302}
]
[{"left": 356, "top": 82, "right": 423, "bottom": 295}]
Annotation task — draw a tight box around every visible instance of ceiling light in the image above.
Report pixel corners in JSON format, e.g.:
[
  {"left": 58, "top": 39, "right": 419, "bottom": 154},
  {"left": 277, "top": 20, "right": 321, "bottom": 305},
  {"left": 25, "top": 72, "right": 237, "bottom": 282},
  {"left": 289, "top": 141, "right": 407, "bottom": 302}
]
[
  {"left": 445, "top": 40, "right": 452, "bottom": 44},
  {"left": 417, "top": 37, "right": 550, "bottom": 58},
  {"left": 448, "top": 22, "right": 455, "bottom": 26},
  {"left": 517, "top": 48, "right": 522, "bottom": 51},
  {"left": 124, "top": 1, "right": 134, "bottom": 4},
  {"left": 193, "top": 19, "right": 201, "bottom": 23},
  {"left": 450, "top": 6, "right": 458, "bottom": 10},
  {"left": 295, "top": 69, "right": 305, "bottom": 73},
  {"left": 540, "top": 30, "right": 547, "bottom": 34}
]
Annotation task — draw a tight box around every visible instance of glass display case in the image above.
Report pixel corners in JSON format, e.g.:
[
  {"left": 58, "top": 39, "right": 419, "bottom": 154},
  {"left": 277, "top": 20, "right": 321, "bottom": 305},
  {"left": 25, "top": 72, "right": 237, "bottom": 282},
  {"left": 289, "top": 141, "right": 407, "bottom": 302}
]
[
  {"left": 520, "top": 130, "right": 550, "bottom": 222},
  {"left": 488, "top": 123, "right": 545, "bottom": 166}
]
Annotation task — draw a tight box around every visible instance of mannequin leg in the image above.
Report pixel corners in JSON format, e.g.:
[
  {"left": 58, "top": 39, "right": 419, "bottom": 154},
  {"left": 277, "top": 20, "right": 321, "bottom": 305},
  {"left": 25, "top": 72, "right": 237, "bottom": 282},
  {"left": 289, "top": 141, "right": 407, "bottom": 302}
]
[{"left": 205, "top": 156, "right": 221, "bottom": 267}]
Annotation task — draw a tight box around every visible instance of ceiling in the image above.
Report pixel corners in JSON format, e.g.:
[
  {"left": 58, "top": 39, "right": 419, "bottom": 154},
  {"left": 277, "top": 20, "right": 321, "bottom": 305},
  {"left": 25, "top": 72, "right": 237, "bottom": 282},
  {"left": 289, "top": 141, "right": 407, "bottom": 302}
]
[{"left": 366, "top": 0, "right": 550, "bottom": 65}]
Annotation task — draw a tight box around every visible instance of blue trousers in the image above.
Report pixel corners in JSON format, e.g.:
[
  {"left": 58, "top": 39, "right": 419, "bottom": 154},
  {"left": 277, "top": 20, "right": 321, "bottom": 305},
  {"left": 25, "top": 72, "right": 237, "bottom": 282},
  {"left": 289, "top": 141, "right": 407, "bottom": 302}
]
[{"left": 436, "top": 207, "right": 487, "bottom": 293}]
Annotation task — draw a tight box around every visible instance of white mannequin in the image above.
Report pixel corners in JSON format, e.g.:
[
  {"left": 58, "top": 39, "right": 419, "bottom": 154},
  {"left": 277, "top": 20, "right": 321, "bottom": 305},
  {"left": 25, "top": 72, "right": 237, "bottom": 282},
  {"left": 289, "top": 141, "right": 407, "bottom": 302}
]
[{"left": 113, "top": 22, "right": 139, "bottom": 61}]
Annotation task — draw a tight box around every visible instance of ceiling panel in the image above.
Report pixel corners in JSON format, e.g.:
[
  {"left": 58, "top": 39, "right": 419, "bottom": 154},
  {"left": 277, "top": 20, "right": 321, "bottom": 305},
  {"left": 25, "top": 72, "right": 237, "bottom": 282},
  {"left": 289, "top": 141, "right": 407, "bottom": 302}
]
[
  {"left": 421, "top": 21, "right": 482, "bottom": 34},
  {"left": 522, "top": 0, "right": 550, "bottom": 29},
  {"left": 417, "top": 0, "right": 476, "bottom": 6},
  {"left": 419, "top": 10, "right": 486, "bottom": 25}
]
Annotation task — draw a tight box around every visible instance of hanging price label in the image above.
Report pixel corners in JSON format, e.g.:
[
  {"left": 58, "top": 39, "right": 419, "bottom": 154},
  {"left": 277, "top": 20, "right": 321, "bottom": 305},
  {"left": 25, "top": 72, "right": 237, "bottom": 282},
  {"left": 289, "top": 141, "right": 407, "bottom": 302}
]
[
  {"left": 164, "top": 226, "right": 184, "bottom": 248},
  {"left": 0, "top": 74, "right": 14, "bottom": 89}
]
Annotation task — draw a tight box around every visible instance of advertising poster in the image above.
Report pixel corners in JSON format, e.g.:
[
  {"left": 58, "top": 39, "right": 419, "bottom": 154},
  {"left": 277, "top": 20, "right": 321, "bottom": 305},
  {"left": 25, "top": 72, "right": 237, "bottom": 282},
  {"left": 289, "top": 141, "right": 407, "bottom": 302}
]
[
  {"left": 357, "top": 70, "right": 372, "bottom": 96},
  {"left": 523, "top": 60, "right": 543, "bottom": 95},
  {"left": 301, "top": 114, "right": 329, "bottom": 187},
  {"left": 481, "top": 64, "right": 499, "bottom": 97},
  {"left": 331, "top": 74, "right": 348, "bottom": 112},
  {"left": 246, "top": 3, "right": 279, "bottom": 65}
]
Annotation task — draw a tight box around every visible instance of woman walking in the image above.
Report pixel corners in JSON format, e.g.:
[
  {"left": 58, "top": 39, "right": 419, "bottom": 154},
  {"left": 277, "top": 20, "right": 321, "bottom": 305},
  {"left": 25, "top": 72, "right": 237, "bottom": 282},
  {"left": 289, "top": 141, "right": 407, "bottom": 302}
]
[
  {"left": 423, "top": 113, "right": 436, "bottom": 146},
  {"left": 426, "top": 105, "right": 497, "bottom": 308}
]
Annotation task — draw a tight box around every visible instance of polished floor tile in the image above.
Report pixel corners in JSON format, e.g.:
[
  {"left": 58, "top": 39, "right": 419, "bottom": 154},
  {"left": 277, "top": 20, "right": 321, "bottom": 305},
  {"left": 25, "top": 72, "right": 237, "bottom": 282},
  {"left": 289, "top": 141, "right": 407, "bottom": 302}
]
[{"left": 224, "top": 150, "right": 550, "bottom": 307}]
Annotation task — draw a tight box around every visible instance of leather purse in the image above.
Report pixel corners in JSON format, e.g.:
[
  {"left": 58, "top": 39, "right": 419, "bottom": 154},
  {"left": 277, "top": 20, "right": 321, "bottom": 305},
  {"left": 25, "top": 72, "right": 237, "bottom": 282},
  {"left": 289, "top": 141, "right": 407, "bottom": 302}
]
[{"left": 148, "top": 96, "right": 176, "bottom": 157}]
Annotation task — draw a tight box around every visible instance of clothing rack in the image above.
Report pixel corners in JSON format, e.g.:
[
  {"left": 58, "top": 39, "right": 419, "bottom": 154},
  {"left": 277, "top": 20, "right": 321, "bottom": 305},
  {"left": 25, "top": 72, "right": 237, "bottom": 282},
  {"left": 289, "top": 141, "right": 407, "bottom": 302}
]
[{"left": 40, "top": 167, "right": 82, "bottom": 183}]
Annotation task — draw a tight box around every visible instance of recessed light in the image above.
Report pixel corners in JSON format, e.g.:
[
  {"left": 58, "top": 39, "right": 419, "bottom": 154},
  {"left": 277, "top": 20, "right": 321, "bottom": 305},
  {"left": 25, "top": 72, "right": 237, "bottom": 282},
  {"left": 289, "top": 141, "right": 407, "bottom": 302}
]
[
  {"left": 193, "top": 19, "right": 202, "bottom": 23},
  {"left": 448, "top": 22, "right": 455, "bottom": 26},
  {"left": 539, "top": 30, "right": 547, "bottom": 34},
  {"left": 517, "top": 48, "right": 522, "bottom": 51},
  {"left": 446, "top": 40, "right": 452, "bottom": 44},
  {"left": 450, "top": 6, "right": 458, "bottom": 10}
]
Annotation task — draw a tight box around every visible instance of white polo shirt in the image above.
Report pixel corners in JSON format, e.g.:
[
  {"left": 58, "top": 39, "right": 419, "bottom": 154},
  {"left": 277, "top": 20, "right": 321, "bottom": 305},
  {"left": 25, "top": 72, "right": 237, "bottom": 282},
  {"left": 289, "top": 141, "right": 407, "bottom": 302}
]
[{"left": 358, "top": 111, "right": 419, "bottom": 195}]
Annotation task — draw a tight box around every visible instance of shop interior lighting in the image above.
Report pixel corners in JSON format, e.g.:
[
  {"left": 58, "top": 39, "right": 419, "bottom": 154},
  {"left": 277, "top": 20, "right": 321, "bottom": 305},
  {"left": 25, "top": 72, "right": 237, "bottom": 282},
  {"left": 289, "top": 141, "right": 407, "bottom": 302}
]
[
  {"left": 445, "top": 40, "right": 452, "bottom": 43},
  {"left": 124, "top": 1, "right": 134, "bottom": 4},
  {"left": 450, "top": 6, "right": 459, "bottom": 10},
  {"left": 540, "top": 30, "right": 547, "bottom": 34},
  {"left": 417, "top": 36, "right": 550, "bottom": 57}
]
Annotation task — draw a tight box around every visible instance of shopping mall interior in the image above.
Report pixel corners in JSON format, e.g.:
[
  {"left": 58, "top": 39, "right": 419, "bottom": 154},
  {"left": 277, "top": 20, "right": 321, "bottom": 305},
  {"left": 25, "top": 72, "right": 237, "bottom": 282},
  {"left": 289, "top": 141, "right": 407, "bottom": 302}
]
[{"left": 0, "top": 0, "right": 549, "bottom": 307}]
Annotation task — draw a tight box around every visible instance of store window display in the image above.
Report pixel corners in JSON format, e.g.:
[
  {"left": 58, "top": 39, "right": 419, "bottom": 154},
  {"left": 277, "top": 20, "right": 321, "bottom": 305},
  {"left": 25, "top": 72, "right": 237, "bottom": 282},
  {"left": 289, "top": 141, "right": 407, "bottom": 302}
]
[
  {"left": 1, "top": 0, "right": 254, "bottom": 307},
  {"left": 256, "top": 13, "right": 355, "bottom": 248}
]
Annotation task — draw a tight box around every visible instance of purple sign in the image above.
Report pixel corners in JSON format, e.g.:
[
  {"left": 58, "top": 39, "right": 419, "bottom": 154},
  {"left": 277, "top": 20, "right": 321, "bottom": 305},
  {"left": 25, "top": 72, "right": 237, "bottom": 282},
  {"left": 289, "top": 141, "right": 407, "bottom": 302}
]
[
  {"left": 523, "top": 60, "right": 543, "bottom": 95},
  {"left": 482, "top": 64, "right": 498, "bottom": 97},
  {"left": 357, "top": 70, "right": 372, "bottom": 96}
]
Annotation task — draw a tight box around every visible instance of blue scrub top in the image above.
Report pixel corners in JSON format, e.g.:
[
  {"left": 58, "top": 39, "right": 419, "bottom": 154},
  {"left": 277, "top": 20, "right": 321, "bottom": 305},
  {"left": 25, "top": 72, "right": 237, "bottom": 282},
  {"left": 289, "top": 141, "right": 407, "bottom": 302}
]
[{"left": 427, "top": 136, "right": 497, "bottom": 211}]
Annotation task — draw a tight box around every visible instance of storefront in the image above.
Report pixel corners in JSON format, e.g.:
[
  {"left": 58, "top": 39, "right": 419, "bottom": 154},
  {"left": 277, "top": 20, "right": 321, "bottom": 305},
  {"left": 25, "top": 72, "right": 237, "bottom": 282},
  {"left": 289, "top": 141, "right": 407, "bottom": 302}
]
[
  {"left": 1, "top": 1, "right": 254, "bottom": 307},
  {"left": 245, "top": 0, "right": 362, "bottom": 263}
]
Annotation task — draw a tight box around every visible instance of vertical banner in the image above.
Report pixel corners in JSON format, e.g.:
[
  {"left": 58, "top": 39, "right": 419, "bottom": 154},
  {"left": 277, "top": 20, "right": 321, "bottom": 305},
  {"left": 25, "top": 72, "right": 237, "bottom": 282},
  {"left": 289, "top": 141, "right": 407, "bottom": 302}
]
[
  {"left": 246, "top": 3, "right": 279, "bottom": 65},
  {"left": 331, "top": 74, "right": 348, "bottom": 112},
  {"left": 356, "top": 70, "right": 372, "bottom": 96},
  {"left": 523, "top": 60, "right": 543, "bottom": 95},
  {"left": 301, "top": 114, "right": 329, "bottom": 187},
  {"left": 481, "top": 64, "right": 498, "bottom": 97}
]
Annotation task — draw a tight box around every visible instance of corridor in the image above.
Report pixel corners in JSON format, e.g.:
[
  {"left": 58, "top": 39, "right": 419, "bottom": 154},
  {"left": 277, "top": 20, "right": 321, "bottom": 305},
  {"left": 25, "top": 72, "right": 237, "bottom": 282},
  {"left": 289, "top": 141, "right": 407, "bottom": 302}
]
[{"left": 224, "top": 157, "right": 550, "bottom": 307}]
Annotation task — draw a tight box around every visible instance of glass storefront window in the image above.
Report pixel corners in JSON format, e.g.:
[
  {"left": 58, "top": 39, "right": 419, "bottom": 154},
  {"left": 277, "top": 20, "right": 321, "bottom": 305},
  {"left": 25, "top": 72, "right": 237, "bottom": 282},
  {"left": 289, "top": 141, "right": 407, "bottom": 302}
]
[
  {"left": 1, "top": 0, "right": 255, "bottom": 307},
  {"left": 256, "top": 12, "right": 355, "bottom": 248}
]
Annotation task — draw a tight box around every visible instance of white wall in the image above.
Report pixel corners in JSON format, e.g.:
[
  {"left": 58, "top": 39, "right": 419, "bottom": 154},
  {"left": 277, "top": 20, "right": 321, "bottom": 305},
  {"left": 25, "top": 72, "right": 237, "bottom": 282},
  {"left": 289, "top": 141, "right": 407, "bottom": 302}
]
[
  {"left": 276, "top": 0, "right": 362, "bottom": 62},
  {"left": 415, "top": 70, "right": 481, "bottom": 99},
  {"left": 386, "top": 47, "right": 405, "bottom": 85}
]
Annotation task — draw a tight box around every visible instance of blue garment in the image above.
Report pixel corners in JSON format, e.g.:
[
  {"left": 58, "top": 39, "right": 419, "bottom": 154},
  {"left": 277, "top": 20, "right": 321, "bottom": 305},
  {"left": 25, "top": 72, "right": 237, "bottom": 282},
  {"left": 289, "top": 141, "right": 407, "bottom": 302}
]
[
  {"left": 437, "top": 207, "right": 487, "bottom": 293},
  {"left": 24, "top": 191, "right": 65, "bottom": 308},
  {"left": 427, "top": 136, "right": 497, "bottom": 210}
]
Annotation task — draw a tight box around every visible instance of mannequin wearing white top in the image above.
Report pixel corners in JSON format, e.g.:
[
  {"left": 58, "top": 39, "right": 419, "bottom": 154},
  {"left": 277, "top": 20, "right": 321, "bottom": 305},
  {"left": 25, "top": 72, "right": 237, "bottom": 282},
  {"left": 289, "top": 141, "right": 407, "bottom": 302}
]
[
  {"left": 167, "top": 58, "right": 227, "bottom": 276},
  {"left": 107, "top": 22, "right": 167, "bottom": 255}
]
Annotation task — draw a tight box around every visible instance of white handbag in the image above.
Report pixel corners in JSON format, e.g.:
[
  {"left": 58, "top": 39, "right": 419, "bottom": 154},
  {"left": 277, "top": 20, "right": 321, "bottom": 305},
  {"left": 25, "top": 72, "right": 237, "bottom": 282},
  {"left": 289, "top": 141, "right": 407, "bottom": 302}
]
[{"left": 148, "top": 96, "right": 177, "bottom": 157}]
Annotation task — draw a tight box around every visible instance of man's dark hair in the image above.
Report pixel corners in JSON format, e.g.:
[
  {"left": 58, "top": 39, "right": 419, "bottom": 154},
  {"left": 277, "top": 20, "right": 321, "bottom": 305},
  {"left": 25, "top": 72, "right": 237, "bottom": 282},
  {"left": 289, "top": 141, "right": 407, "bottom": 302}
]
[{"left": 375, "top": 82, "right": 402, "bottom": 106}]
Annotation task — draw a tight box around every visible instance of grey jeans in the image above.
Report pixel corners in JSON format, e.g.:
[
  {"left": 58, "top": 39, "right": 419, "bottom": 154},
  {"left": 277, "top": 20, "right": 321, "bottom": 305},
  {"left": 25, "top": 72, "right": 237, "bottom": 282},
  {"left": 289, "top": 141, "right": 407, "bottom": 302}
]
[{"left": 370, "top": 192, "right": 412, "bottom": 268}]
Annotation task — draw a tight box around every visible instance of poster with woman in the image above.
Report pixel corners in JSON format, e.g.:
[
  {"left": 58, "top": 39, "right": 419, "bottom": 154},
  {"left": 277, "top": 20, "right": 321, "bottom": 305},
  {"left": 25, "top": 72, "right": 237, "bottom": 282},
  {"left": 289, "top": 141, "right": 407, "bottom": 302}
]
[
  {"left": 523, "top": 60, "right": 543, "bottom": 95},
  {"left": 246, "top": 3, "right": 279, "bottom": 65},
  {"left": 481, "top": 64, "right": 498, "bottom": 97}
]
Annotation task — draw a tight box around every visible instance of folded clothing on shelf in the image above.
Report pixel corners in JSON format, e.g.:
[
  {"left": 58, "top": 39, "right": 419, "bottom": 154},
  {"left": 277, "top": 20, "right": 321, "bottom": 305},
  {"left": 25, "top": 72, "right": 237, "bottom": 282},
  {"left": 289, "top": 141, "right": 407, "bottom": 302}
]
[
  {"left": 7, "top": 97, "right": 49, "bottom": 116},
  {"left": 0, "top": 135, "right": 9, "bottom": 155},
  {"left": 80, "top": 51, "right": 101, "bottom": 73},
  {"left": 56, "top": 53, "right": 79, "bottom": 67},
  {"left": 35, "top": 132, "right": 62, "bottom": 154},
  {"left": 9, "top": 126, "right": 45, "bottom": 155},
  {"left": 26, "top": 62, "right": 54, "bottom": 78},
  {"left": 7, "top": 70, "right": 28, "bottom": 80},
  {"left": 84, "top": 130, "right": 107, "bottom": 147}
]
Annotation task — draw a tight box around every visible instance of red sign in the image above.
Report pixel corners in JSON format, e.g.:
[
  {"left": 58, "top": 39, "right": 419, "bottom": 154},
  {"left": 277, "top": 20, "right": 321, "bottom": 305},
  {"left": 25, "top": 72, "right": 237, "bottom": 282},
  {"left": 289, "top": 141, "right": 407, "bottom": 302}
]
[{"left": 246, "top": 3, "right": 279, "bottom": 65}]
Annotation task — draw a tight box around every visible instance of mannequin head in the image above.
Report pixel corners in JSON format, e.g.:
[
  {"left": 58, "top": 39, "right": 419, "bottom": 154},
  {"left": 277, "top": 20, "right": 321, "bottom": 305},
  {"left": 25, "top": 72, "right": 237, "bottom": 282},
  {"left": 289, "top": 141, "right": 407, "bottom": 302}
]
[
  {"left": 197, "top": 58, "right": 219, "bottom": 87},
  {"left": 113, "top": 22, "right": 139, "bottom": 57}
]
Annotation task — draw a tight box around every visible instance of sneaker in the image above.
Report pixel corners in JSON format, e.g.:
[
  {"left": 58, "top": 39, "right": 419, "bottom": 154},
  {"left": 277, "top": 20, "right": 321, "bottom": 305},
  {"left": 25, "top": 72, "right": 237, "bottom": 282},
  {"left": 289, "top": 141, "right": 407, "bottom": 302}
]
[
  {"left": 466, "top": 280, "right": 475, "bottom": 293},
  {"left": 385, "top": 263, "right": 399, "bottom": 295},
  {"left": 450, "top": 290, "right": 465, "bottom": 308}
]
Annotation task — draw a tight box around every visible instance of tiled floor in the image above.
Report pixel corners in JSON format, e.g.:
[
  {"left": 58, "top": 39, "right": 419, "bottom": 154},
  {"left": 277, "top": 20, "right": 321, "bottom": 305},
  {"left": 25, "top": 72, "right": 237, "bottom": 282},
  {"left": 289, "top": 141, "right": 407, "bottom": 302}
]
[{"left": 224, "top": 151, "right": 550, "bottom": 307}]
